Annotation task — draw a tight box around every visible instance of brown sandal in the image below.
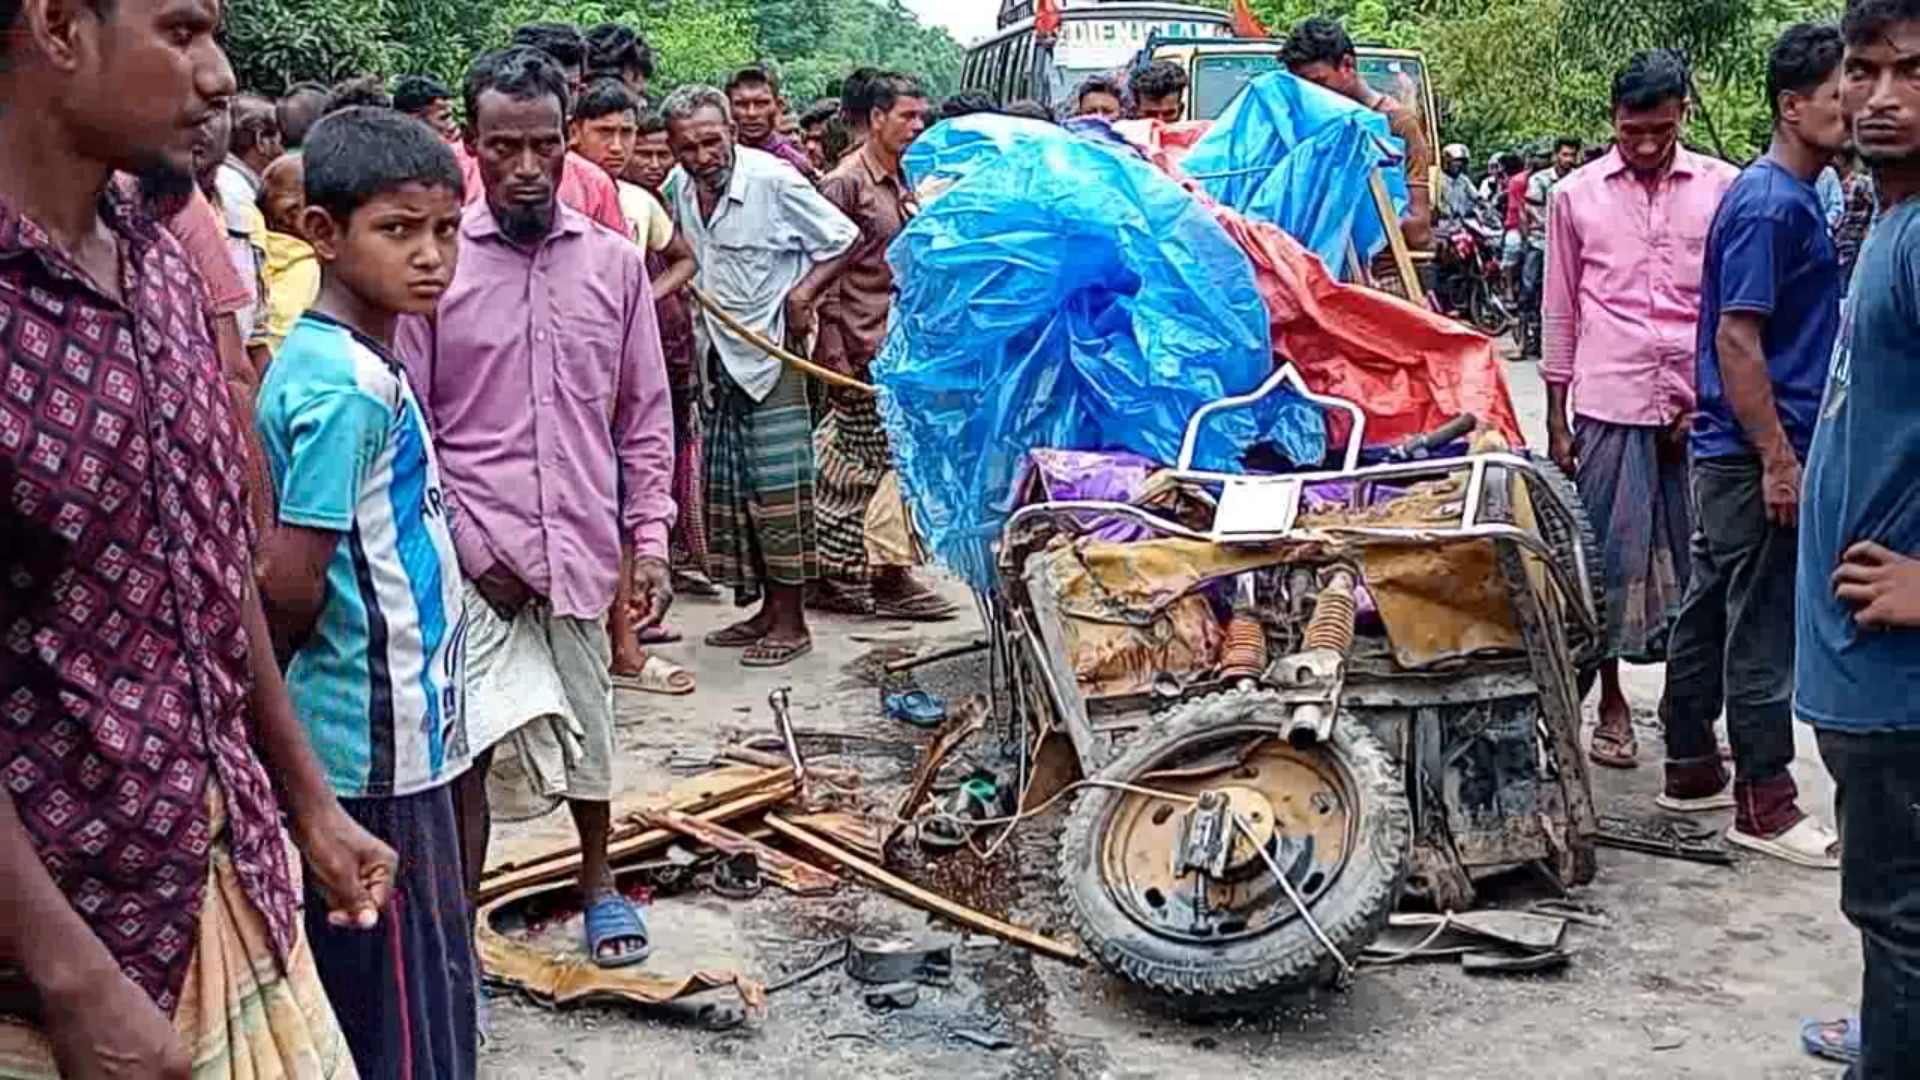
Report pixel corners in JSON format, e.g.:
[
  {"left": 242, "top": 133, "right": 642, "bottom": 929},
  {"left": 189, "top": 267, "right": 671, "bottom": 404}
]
[{"left": 1589, "top": 728, "right": 1640, "bottom": 770}]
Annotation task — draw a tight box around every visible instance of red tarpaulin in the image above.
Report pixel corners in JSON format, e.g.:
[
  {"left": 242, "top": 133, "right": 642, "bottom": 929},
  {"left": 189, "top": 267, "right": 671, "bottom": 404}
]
[
  {"left": 1117, "top": 122, "right": 1525, "bottom": 450},
  {"left": 1232, "top": 0, "right": 1272, "bottom": 38}
]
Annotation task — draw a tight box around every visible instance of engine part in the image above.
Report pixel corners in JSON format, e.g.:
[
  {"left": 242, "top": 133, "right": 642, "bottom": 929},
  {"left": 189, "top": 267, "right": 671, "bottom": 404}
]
[{"left": 847, "top": 935, "right": 957, "bottom": 987}]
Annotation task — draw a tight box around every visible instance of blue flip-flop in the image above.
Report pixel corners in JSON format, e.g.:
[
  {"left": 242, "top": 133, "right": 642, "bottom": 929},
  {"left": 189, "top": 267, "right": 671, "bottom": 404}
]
[
  {"left": 583, "top": 893, "right": 651, "bottom": 969},
  {"left": 1801, "top": 1016, "right": 1861, "bottom": 1065},
  {"left": 886, "top": 691, "right": 947, "bottom": 729}
]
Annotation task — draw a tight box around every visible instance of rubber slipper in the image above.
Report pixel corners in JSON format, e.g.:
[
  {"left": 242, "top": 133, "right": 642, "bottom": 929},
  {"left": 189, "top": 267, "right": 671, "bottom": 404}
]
[
  {"left": 1801, "top": 1016, "right": 1861, "bottom": 1064},
  {"left": 886, "top": 691, "right": 948, "bottom": 729},
  {"left": 618, "top": 654, "right": 696, "bottom": 697},
  {"left": 638, "top": 625, "right": 684, "bottom": 646},
  {"left": 673, "top": 569, "right": 722, "bottom": 598},
  {"left": 705, "top": 622, "right": 766, "bottom": 648},
  {"left": 1589, "top": 730, "right": 1639, "bottom": 770},
  {"left": 875, "top": 592, "right": 961, "bottom": 623},
  {"left": 742, "top": 638, "right": 813, "bottom": 668},
  {"left": 583, "top": 893, "right": 650, "bottom": 969},
  {"left": 807, "top": 582, "right": 873, "bottom": 616},
  {"left": 1729, "top": 816, "right": 1841, "bottom": 870}
]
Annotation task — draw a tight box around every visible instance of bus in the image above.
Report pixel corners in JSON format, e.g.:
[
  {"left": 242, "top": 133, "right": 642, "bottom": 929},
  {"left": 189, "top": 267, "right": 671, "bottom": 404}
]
[{"left": 961, "top": 1, "right": 1234, "bottom": 110}]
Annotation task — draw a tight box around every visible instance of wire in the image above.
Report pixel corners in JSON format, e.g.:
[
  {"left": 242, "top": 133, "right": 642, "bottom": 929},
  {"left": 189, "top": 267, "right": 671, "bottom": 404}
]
[{"left": 1235, "top": 811, "right": 1358, "bottom": 983}]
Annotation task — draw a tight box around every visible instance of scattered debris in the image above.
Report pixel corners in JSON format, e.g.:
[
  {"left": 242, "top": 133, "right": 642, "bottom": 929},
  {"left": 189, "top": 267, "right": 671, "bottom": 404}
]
[
  {"left": 764, "top": 813, "right": 1083, "bottom": 965},
  {"left": 765, "top": 940, "right": 850, "bottom": 996},
  {"left": 783, "top": 810, "right": 889, "bottom": 862},
  {"left": 883, "top": 639, "right": 989, "bottom": 675},
  {"left": 950, "top": 1028, "right": 1015, "bottom": 1051},
  {"left": 885, "top": 695, "right": 990, "bottom": 851},
  {"left": 1363, "top": 911, "right": 1571, "bottom": 974},
  {"left": 637, "top": 808, "right": 840, "bottom": 897},
  {"left": 1596, "top": 813, "right": 1735, "bottom": 866},
  {"left": 864, "top": 982, "right": 922, "bottom": 1011},
  {"left": 847, "top": 935, "right": 955, "bottom": 987},
  {"left": 1461, "top": 949, "right": 1571, "bottom": 975},
  {"left": 710, "top": 851, "right": 766, "bottom": 900},
  {"left": 1644, "top": 1023, "right": 1691, "bottom": 1052},
  {"left": 476, "top": 885, "right": 765, "bottom": 1013}
]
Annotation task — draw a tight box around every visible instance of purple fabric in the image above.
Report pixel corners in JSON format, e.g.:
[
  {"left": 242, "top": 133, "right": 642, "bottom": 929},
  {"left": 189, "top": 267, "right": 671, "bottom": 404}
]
[{"left": 1022, "top": 450, "right": 1159, "bottom": 542}]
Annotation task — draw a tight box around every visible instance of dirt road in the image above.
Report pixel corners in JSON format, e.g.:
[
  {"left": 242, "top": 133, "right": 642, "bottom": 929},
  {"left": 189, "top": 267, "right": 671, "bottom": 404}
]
[{"left": 478, "top": 358, "right": 1854, "bottom": 1079}]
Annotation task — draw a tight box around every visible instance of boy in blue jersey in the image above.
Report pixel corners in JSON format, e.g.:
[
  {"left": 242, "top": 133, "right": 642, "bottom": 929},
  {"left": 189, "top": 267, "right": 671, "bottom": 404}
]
[{"left": 255, "top": 107, "right": 476, "bottom": 1080}]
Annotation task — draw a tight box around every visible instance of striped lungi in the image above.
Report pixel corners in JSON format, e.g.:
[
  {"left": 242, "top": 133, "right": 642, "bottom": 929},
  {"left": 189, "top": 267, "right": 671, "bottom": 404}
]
[
  {"left": 813, "top": 392, "right": 892, "bottom": 607},
  {"left": 704, "top": 354, "right": 817, "bottom": 604},
  {"left": 0, "top": 785, "right": 357, "bottom": 1080},
  {"left": 670, "top": 379, "right": 708, "bottom": 572},
  {"left": 1574, "top": 416, "right": 1694, "bottom": 663}
]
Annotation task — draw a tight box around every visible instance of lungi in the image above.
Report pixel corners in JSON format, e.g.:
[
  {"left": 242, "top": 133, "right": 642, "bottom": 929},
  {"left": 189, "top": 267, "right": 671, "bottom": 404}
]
[
  {"left": 670, "top": 380, "right": 709, "bottom": 573},
  {"left": 813, "top": 392, "right": 892, "bottom": 609},
  {"left": 704, "top": 354, "right": 817, "bottom": 604},
  {"left": 1574, "top": 416, "right": 1693, "bottom": 663},
  {"left": 304, "top": 785, "right": 476, "bottom": 1080},
  {"left": 461, "top": 581, "right": 616, "bottom": 822},
  {"left": 0, "top": 787, "right": 356, "bottom": 1080}
]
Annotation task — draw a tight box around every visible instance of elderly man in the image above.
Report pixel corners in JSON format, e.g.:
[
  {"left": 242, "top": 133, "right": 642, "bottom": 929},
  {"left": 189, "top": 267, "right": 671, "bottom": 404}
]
[
  {"left": 812, "top": 72, "right": 957, "bottom": 623},
  {"left": 664, "top": 84, "right": 857, "bottom": 668},
  {"left": 215, "top": 93, "right": 282, "bottom": 216},
  {"left": 1541, "top": 50, "right": 1739, "bottom": 770},
  {"left": 400, "top": 46, "right": 676, "bottom": 968},
  {"left": 0, "top": 0, "right": 396, "bottom": 1075}
]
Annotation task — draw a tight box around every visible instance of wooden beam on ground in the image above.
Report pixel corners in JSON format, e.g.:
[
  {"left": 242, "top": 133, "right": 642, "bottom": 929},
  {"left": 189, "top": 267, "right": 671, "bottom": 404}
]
[
  {"left": 478, "top": 783, "right": 795, "bottom": 905},
  {"left": 638, "top": 808, "right": 841, "bottom": 896},
  {"left": 764, "top": 814, "right": 1082, "bottom": 966}
]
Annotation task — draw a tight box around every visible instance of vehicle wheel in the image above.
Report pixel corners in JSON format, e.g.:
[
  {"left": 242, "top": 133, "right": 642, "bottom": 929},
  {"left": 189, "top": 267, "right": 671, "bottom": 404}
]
[
  {"left": 1469, "top": 280, "right": 1513, "bottom": 338},
  {"left": 1522, "top": 450, "right": 1604, "bottom": 682},
  {"left": 1059, "top": 688, "right": 1411, "bottom": 1013}
]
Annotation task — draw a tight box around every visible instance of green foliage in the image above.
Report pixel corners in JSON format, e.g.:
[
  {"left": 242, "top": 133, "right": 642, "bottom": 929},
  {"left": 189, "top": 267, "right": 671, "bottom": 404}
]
[
  {"left": 1249, "top": 0, "right": 1845, "bottom": 163},
  {"left": 223, "top": 0, "right": 962, "bottom": 104}
]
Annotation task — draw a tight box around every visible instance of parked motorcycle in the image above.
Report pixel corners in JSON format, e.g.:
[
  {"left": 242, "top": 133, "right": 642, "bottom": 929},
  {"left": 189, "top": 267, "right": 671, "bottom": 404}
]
[{"left": 1431, "top": 219, "right": 1513, "bottom": 338}]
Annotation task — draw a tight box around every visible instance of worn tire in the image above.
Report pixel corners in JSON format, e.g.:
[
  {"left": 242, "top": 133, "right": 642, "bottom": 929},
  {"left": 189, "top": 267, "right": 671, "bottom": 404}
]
[
  {"left": 1059, "top": 688, "right": 1411, "bottom": 1013},
  {"left": 1522, "top": 450, "right": 1604, "bottom": 679}
]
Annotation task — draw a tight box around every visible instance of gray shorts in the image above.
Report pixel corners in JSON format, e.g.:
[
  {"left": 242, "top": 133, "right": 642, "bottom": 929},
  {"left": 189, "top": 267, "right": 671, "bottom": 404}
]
[{"left": 461, "top": 580, "right": 615, "bottom": 812}]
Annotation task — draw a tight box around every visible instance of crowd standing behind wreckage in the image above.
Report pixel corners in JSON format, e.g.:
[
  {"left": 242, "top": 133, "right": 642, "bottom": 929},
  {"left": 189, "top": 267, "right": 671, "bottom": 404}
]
[{"left": 2, "top": 0, "right": 1920, "bottom": 1077}]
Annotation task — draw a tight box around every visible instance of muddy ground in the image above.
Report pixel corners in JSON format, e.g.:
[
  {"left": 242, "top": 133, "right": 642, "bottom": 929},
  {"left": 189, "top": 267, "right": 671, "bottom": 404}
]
[{"left": 477, "top": 359, "right": 1855, "bottom": 1079}]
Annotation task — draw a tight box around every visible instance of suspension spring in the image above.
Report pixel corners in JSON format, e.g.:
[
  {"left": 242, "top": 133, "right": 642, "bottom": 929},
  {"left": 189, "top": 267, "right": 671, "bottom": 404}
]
[{"left": 1304, "top": 567, "right": 1359, "bottom": 654}]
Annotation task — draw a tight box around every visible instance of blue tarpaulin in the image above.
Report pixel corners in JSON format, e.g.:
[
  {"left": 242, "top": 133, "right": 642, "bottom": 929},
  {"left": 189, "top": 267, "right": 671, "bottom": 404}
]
[
  {"left": 876, "top": 115, "right": 1324, "bottom": 591},
  {"left": 1182, "top": 72, "right": 1411, "bottom": 271}
]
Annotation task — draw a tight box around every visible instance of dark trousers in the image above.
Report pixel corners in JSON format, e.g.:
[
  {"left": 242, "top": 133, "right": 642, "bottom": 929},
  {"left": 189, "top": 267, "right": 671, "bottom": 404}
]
[
  {"left": 1819, "top": 729, "right": 1920, "bottom": 1080},
  {"left": 1659, "top": 456, "right": 1801, "bottom": 836},
  {"left": 1519, "top": 245, "right": 1546, "bottom": 356}
]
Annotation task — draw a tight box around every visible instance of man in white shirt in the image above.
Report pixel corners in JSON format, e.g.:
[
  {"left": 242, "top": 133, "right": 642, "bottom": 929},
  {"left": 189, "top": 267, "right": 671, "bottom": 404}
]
[{"left": 664, "top": 84, "right": 857, "bottom": 668}]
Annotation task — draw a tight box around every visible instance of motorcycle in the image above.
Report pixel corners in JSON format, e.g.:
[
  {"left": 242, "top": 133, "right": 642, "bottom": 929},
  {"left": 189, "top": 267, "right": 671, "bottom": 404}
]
[{"left": 1431, "top": 218, "right": 1514, "bottom": 339}]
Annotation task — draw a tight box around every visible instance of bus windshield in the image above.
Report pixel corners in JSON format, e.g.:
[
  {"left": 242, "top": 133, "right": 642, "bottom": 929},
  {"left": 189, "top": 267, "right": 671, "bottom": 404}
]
[{"left": 1191, "top": 53, "right": 1279, "bottom": 119}]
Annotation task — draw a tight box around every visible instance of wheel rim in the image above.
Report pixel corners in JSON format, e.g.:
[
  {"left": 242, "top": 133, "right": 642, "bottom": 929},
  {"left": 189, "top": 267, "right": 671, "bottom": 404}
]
[{"left": 1098, "top": 732, "right": 1358, "bottom": 945}]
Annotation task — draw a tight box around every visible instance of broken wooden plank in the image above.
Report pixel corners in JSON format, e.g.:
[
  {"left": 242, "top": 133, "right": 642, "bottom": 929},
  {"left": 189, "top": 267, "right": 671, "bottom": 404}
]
[
  {"left": 478, "top": 784, "right": 794, "bottom": 905},
  {"left": 784, "top": 810, "right": 888, "bottom": 862},
  {"left": 765, "top": 813, "right": 1081, "bottom": 965},
  {"left": 638, "top": 809, "right": 841, "bottom": 896},
  {"left": 480, "top": 766, "right": 794, "bottom": 891},
  {"left": 884, "top": 694, "right": 989, "bottom": 850},
  {"left": 719, "top": 746, "right": 863, "bottom": 787}
]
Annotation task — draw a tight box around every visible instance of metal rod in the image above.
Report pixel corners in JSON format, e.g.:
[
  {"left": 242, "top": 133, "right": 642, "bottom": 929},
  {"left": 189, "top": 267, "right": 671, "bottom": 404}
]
[{"left": 1235, "top": 812, "right": 1356, "bottom": 982}]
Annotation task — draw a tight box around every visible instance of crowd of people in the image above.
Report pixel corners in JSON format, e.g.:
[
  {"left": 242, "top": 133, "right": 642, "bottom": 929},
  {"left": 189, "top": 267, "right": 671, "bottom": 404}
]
[{"left": 3, "top": 0, "right": 1920, "bottom": 1077}]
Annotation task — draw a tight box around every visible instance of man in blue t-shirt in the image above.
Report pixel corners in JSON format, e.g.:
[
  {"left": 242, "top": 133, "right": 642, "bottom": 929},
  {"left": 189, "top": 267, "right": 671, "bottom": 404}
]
[
  {"left": 1655, "top": 24, "right": 1847, "bottom": 868},
  {"left": 1795, "top": 2, "right": 1920, "bottom": 1073}
]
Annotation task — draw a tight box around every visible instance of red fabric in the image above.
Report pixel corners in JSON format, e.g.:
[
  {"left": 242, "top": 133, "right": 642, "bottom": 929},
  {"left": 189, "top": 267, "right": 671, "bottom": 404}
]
[
  {"left": 1215, "top": 212, "right": 1525, "bottom": 449},
  {"left": 1112, "top": 123, "right": 1525, "bottom": 451},
  {"left": 1504, "top": 171, "right": 1529, "bottom": 232},
  {"left": 1231, "top": 0, "right": 1272, "bottom": 38},
  {"left": 1035, "top": 0, "right": 1061, "bottom": 36}
]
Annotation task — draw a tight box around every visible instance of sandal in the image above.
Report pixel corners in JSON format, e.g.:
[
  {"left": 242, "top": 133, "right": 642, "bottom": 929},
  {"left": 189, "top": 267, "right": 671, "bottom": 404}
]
[
  {"left": 1800, "top": 1016, "right": 1861, "bottom": 1065},
  {"left": 638, "top": 625, "right": 684, "bottom": 646},
  {"left": 886, "top": 691, "right": 948, "bottom": 730},
  {"left": 705, "top": 620, "right": 767, "bottom": 648},
  {"left": 874, "top": 589, "right": 961, "bottom": 623},
  {"left": 807, "top": 581, "right": 873, "bottom": 616},
  {"left": 1589, "top": 728, "right": 1640, "bottom": 770},
  {"left": 673, "top": 568, "right": 722, "bottom": 598},
  {"left": 743, "top": 637, "right": 813, "bottom": 668},
  {"left": 582, "top": 893, "right": 651, "bottom": 969},
  {"left": 617, "top": 654, "right": 696, "bottom": 697}
]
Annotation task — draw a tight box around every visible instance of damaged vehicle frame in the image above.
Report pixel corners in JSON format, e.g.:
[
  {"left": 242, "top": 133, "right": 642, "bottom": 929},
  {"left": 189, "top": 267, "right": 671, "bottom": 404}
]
[{"left": 990, "top": 366, "right": 1603, "bottom": 1011}]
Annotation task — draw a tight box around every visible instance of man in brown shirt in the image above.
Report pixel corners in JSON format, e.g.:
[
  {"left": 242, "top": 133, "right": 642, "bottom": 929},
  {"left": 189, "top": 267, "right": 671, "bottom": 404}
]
[
  {"left": 1284, "top": 16, "right": 1433, "bottom": 255},
  {"left": 812, "top": 72, "right": 957, "bottom": 622}
]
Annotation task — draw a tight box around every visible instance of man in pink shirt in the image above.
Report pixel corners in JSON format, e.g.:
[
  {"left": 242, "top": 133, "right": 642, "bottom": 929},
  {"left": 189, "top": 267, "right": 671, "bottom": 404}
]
[
  {"left": 1542, "top": 49, "right": 1739, "bottom": 769},
  {"left": 399, "top": 47, "right": 675, "bottom": 967}
]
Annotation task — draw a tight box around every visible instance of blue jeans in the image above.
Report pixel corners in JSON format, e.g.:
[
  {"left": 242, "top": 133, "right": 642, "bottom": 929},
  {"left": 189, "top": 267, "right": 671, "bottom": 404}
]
[{"left": 1819, "top": 728, "right": 1920, "bottom": 1079}]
